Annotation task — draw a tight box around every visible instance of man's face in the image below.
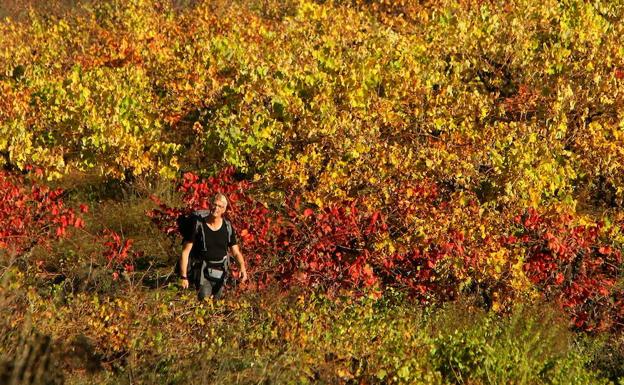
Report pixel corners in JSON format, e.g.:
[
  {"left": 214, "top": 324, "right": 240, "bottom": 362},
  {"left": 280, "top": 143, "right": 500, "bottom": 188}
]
[{"left": 211, "top": 198, "right": 227, "bottom": 217}]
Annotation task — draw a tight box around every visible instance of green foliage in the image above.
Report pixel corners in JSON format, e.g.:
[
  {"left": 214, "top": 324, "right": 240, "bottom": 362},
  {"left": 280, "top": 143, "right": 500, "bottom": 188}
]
[
  {"left": 1, "top": 278, "right": 612, "bottom": 385},
  {"left": 429, "top": 303, "right": 609, "bottom": 384}
]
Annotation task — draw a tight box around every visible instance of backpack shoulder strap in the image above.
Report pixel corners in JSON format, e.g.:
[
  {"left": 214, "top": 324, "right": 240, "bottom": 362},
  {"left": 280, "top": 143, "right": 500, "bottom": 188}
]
[{"left": 224, "top": 219, "right": 232, "bottom": 244}]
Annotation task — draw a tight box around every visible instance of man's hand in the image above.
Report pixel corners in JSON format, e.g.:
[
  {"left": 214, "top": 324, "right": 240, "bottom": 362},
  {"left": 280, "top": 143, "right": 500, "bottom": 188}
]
[
  {"left": 180, "top": 277, "right": 189, "bottom": 289},
  {"left": 230, "top": 245, "right": 248, "bottom": 284}
]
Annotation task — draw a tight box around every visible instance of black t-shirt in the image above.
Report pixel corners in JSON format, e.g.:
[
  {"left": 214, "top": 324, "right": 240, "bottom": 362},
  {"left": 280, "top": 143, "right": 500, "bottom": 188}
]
[{"left": 184, "top": 217, "right": 237, "bottom": 261}]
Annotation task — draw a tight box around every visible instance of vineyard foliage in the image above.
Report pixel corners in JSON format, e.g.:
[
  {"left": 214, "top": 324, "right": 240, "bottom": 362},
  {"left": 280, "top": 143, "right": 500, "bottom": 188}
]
[
  {"left": 0, "top": 0, "right": 623, "bottom": 323},
  {"left": 1, "top": 0, "right": 624, "bottom": 382},
  {"left": 0, "top": 0, "right": 622, "bottom": 203}
]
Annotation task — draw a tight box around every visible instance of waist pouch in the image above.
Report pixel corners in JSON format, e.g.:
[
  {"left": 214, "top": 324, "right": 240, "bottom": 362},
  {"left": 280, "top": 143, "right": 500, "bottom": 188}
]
[
  {"left": 206, "top": 267, "right": 224, "bottom": 280},
  {"left": 188, "top": 256, "right": 228, "bottom": 285},
  {"left": 202, "top": 256, "right": 229, "bottom": 282}
]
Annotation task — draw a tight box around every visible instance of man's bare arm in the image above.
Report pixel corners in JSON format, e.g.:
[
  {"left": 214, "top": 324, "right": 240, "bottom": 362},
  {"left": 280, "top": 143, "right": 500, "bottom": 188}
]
[
  {"left": 230, "top": 244, "right": 248, "bottom": 282},
  {"left": 180, "top": 242, "right": 193, "bottom": 289}
]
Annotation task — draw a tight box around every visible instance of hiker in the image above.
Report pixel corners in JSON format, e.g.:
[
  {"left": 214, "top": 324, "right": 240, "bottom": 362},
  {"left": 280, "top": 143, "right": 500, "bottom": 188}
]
[{"left": 179, "top": 193, "right": 248, "bottom": 300}]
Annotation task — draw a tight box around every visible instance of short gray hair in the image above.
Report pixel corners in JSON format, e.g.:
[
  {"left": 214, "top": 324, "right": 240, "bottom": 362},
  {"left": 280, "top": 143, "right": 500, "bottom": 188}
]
[{"left": 214, "top": 193, "right": 228, "bottom": 205}]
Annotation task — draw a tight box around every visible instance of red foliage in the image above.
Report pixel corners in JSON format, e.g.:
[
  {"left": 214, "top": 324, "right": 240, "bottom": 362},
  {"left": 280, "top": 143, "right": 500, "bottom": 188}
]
[
  {"left": 380, "top": 247, "right": 448, "bottom": 300},
  {"left": 510, "top": 208, "right": 624, "bottom": 331},
  {"left": 148, "top": 170, "right": 624, "bottom": 332},
  {"left": 273, "top": 199, "right": 387, "bottom": 290},
  {"left": 148, "top": 170, "right": 392, "bottom": 291},
  {"left": 0, "top": 171, "right": 84, "bottom": 255},
  {"left": 149, "top": 172, "right": 449, "bottom": 293},
  {"left": 102, "top": 230, "right": 139, "bottom": 278}
]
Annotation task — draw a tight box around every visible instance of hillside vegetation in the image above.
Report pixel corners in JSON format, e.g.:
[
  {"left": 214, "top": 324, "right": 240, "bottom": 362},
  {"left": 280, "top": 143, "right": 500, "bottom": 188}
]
[{"left": 1, "top": 0, "right": 624, "bottom": 384}]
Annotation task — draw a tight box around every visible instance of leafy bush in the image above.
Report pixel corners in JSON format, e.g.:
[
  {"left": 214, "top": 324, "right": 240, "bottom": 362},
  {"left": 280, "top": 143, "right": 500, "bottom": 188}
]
[
  {"left": 429, "top": 302, "right": 609, "bottom": 384},
  {"left": 0, "top": 170, "right": 85, "bottom": 257},
  {"left": 4, "top": 281, "right": 612, "bottom": 385}
]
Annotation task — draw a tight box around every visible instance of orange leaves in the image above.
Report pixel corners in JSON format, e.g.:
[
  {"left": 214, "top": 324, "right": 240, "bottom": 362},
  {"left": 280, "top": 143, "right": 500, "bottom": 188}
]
[
  {"left": 598, "top": 246, "right": 612, "bottom": 255},
  {"left": 74, "top": 217, "right": 85, "bottom": 228},
  {"left": 55, "top": 227, "right": 66, "bottom": 237},
  {"left": 501, "top": 84, "right": 539, "bottom": 116},
  {"left": 366, "top": 210, "right": 381, "bottom": 234},
  {"left": 74, "top": 27, "right": 144, "bottom": 70}
]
